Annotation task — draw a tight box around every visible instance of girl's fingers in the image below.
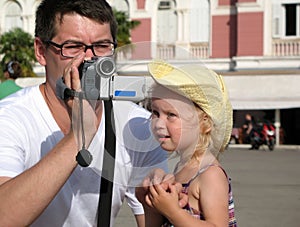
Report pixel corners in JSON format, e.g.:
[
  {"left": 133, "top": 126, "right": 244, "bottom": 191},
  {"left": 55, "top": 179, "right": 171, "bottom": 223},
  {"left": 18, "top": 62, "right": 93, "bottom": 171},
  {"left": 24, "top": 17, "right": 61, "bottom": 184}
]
[
  {"left": 153, "top": 183, "right": 167, "bottom": 194},
  {"left": 149, "top": 185, "right": 158, "bottom": 196},
  {"left": 145, "top": 194, "right": 153, "bottom": 207}
]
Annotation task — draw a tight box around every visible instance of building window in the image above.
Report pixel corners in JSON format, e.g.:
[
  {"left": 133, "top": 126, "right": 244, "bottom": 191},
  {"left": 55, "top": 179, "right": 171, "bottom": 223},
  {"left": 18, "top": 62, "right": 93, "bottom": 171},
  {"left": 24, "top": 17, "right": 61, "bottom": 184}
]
[
  {"left": 157, "top": 0, "right": 177, "bottom": 44},
  {"left": 285, "top": 4, "right": 298, "bottom": 36},
  {"left": 158, "top": 1, "right": 171, "bottom": 10},
  {"left": 5, "top": 2, "right": 23, "bottom": 32},
  {"left": 273, "top": 2, "right": 300, "bottom": 38},
  {"left": 190, "top": 0, "right": 209, "bottom": 43}
]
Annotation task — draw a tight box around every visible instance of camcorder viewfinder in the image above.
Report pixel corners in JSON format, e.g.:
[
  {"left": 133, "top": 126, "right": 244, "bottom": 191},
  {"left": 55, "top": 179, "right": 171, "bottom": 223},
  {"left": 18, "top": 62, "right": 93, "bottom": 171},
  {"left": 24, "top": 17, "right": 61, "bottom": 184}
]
[{"left": 79, "top": 56, "right": 152, "bottom": 101}]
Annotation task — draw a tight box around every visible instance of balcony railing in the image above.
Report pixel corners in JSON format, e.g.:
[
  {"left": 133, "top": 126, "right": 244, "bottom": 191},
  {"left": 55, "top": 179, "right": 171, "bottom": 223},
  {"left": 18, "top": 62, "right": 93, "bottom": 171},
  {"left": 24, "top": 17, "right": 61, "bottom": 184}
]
[
  {"left": 156, "top": 43, "right": 209, "bottom": 59},
  {"left": 189, "top": 43, "right": 209, "bottom": 59},
  {"left": 156, "top": 44, "right": 176, "bottom": 59},
  {"left": 116, "top": 42, "right": 209, "bottom": 61},
  {"left": 272, "top": 38, "right": 300, "bottom": 56},
  {"left": 116, "top": 39, "right": 300, "bottom": 61}
]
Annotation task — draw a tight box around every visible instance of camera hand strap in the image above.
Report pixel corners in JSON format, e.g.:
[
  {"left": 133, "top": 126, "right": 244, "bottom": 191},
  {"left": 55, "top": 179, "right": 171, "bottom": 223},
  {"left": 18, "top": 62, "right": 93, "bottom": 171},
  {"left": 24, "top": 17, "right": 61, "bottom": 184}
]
[
  {"left": 97, "top": 99, "right": 116, "bottom": 227},
  {"left": 56, "top": 77, "right": 87, "bottom": 100},
  {"left": 56, "top": 77, "right": 116, "bottom": 226}
]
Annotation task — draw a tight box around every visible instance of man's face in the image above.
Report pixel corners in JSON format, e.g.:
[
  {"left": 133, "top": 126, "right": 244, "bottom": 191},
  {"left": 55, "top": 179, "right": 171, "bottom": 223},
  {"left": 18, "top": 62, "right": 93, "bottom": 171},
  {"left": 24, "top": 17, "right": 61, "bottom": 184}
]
[{"left": 42, "top": 13, "right": 113, "bottom": 91}]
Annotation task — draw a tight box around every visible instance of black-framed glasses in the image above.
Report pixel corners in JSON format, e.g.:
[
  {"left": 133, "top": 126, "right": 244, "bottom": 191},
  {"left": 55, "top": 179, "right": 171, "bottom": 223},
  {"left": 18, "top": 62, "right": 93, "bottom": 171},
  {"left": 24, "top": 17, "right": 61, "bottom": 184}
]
[{"left": 45, "top": 40, "right": 116, "bottom": 58}]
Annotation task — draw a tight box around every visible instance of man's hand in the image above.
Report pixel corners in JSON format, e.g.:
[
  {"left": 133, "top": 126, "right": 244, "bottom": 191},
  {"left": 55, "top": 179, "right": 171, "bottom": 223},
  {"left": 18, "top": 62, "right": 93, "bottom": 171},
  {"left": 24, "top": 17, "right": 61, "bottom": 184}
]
[{"left": 61, "top": 54, "right": 102, "bottom": 150}]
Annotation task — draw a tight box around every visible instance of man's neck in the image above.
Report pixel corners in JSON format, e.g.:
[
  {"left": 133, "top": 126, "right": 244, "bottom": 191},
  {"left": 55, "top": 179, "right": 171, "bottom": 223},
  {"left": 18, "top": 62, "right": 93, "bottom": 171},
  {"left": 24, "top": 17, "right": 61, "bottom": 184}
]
[{"left": 40, "top": 83, "right": 71, "bottom": 134}]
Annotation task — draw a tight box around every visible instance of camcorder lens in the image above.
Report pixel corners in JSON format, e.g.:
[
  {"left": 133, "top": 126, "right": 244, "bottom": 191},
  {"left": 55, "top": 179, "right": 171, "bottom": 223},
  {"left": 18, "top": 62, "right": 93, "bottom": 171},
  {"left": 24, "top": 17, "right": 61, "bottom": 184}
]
[{"left": 96, "top": 57, "right": 115, "bottom": 77}]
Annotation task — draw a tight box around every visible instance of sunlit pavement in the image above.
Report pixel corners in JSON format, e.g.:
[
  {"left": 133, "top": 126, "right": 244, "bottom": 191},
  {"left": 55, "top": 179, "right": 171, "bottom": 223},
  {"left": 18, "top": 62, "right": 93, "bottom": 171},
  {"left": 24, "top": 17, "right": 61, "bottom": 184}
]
[{"left": 114, "top": 145, "right": 300, "bottom": 227}]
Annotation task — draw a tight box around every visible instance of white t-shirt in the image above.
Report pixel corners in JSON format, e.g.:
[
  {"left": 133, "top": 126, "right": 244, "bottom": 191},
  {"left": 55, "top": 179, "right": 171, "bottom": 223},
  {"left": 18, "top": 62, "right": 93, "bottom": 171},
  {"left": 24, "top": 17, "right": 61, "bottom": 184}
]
[{"left": 0, "top": 85, "right": 167, "bottom": 227}]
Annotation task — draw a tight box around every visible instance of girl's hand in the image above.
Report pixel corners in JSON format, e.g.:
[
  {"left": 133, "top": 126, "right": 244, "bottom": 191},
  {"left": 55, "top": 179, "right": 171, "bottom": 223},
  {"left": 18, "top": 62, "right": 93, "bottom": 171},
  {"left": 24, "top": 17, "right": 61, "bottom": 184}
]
[{"left": 147, "top": 183, "right": 181, "bottom": 217}]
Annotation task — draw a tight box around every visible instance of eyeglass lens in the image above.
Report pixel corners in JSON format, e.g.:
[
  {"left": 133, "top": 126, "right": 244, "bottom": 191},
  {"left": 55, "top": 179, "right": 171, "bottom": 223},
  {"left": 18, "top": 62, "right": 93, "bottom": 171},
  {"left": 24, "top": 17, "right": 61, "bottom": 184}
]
[{"left": 62, "top": 42, "right": 114, "bottom": 57}]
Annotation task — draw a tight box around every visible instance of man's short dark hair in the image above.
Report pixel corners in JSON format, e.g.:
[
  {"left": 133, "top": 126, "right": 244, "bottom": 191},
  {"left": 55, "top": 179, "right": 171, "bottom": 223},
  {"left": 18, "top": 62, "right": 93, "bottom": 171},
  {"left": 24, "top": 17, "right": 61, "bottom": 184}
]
[{"left": 35, "top": 0, "right": 118, "bottom": 43}]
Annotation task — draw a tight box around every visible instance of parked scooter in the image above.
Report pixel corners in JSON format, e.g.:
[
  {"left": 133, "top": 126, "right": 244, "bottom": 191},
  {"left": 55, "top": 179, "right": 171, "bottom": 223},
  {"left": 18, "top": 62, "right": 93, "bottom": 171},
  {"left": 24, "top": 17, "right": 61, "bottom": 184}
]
[{"left": 250, "top": 122, "right": 276, "bottom": 151}]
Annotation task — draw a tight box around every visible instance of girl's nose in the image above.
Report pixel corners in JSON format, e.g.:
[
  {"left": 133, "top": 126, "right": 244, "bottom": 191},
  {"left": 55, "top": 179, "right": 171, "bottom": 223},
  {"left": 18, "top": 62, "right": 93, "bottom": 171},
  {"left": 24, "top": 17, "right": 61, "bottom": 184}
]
[{"left": 152, "top": 117, "right": 166, "bottom": 129}]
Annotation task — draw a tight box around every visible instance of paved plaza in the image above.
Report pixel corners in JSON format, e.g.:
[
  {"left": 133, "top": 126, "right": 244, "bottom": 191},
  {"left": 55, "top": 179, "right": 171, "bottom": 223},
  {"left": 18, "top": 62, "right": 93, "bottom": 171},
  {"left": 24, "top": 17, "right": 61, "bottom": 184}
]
[{"left": 114, "top": 145, "right": 300, "bottom": 227}]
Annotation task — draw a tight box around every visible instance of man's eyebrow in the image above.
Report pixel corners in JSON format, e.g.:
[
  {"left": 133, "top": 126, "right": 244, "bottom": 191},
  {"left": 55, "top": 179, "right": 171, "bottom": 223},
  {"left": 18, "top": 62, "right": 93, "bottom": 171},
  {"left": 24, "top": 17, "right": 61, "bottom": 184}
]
[
  {"left": 59, "top": 39, "right": 114, "bottom": 44},
  {"left": 93, "top": 39, "right": 114, "bottom": 43},
  {"left": 60, "top": 39, "right": 83, "bottom": 44}
]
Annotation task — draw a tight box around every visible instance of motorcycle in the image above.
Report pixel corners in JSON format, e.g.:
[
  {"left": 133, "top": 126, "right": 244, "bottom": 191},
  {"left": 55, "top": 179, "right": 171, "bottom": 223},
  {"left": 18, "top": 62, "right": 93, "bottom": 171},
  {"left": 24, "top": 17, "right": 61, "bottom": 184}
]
[{"left": 250, "top": 122, "right": 276, "bottom": 151}]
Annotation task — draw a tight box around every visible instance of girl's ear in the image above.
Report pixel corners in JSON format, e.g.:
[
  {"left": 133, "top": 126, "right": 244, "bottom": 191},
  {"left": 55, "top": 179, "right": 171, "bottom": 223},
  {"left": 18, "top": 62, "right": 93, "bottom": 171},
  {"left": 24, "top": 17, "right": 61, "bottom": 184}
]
[
  {"left": 202, "top": 113, "right": 208, "bottom": 121},
  {"left": 198, "top": 111, "right": 212, "bottom": 134},
  {"left": 34, "top": 37, "right": 47, "bottom": 66}
]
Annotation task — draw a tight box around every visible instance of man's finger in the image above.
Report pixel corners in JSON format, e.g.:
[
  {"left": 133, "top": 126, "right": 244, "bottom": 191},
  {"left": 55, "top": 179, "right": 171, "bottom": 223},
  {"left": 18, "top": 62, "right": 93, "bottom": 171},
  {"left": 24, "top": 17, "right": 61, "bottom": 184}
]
[
  {"left": 150, "top": 168, "right": 166, "bottom": 185},
  {"left": 142, "top": 177, "right": 151, "bottom": 187},
  {"left": 162, "top": 173, "right": 175, "bottom": 183}
]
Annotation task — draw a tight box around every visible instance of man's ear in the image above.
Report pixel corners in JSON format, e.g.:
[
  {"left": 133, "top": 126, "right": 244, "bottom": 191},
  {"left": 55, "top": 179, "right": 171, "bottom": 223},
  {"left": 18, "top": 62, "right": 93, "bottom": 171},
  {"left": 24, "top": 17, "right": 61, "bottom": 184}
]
[{"left": 34, "top": 37, "right": 47, "bottom": 66}]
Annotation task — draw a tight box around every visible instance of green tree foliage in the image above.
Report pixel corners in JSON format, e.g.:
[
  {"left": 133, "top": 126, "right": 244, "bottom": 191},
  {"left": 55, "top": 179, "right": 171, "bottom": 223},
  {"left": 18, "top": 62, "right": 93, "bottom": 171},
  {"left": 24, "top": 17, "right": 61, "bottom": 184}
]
[
  {"left": 113, "top": 9, "right": 140, "bottom": 47},
  {"left": 0, "top": 28, "right": 36, "bottom": 79}
]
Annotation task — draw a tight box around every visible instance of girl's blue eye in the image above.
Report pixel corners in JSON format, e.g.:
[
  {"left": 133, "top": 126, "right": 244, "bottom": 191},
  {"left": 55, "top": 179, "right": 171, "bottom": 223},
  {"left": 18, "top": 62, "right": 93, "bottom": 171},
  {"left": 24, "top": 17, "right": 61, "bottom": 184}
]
[
  {"left": 151, "top": 110, "right": 159, "bottom": 118},
  {"left": 167, "top": 112, "right": 177, "bottom": 118}
]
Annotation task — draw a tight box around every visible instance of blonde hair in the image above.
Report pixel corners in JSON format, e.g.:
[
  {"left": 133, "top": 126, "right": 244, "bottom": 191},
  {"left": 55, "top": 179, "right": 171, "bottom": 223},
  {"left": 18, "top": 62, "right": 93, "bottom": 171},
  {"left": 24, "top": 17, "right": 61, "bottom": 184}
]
[{"left": 190, "top": 106, "right": 213, "bottom": 160}]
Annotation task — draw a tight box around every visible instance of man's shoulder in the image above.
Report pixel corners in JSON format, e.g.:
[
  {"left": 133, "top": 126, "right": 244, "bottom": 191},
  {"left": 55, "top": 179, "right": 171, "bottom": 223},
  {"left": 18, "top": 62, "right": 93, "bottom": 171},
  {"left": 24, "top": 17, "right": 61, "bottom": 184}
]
[{"left": 0, "top": 85, "right": 41, "bottom": 109}]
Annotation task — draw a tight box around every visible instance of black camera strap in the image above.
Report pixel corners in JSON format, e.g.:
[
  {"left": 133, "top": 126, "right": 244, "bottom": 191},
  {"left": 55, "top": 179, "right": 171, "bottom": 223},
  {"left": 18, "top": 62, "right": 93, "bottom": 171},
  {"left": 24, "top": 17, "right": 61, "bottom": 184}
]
[{"left": 97, "top": 99, "right": 116, "bottom": 227}]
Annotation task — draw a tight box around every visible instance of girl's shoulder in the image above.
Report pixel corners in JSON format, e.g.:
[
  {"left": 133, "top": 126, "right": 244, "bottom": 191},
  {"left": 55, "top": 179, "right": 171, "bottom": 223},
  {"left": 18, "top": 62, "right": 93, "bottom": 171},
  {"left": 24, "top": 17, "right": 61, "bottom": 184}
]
[
  {"left": 186, "top": 163, "right": 229, "bottom": 196},
  {"left": 188, "top": 162, "right": 228, "bottom": 185}
]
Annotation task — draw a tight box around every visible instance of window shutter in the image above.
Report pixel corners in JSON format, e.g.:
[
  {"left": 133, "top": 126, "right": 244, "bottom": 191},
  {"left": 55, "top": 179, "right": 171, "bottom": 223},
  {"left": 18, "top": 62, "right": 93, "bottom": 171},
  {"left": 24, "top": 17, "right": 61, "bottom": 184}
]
[{"left": 272, "top": 3, "right": 283, "bottom": 37}]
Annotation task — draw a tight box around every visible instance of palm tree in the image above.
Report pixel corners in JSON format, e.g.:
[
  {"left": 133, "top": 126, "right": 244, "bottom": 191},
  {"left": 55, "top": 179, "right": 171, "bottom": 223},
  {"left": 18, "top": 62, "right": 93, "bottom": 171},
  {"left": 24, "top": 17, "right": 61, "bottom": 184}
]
[
  {"left": 113, "top": 9, "right": 140, "bottom": 47},
  {"left": 0, "top": 28, "right": 36, "bottom": 79}
]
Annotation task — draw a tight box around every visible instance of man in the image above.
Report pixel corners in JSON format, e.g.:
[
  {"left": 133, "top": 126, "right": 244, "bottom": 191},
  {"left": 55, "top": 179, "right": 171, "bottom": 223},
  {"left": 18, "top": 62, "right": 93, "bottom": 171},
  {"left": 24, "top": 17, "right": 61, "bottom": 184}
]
[
  {"left": 242, "top": 113, "right": 256, "bottom": 145},
  {"left": 0, "top": 61, "right": 22, "bottom": 99},
  {"left": 0, "top": 0, "right": 167, "bottom": 226}
]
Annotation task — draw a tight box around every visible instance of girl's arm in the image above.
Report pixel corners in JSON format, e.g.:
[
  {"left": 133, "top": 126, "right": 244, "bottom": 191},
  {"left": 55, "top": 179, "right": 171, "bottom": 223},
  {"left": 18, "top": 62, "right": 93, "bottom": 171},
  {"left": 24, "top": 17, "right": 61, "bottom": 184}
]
[{"left": 143, "top": 203, "right": 165, "bottom": 227}]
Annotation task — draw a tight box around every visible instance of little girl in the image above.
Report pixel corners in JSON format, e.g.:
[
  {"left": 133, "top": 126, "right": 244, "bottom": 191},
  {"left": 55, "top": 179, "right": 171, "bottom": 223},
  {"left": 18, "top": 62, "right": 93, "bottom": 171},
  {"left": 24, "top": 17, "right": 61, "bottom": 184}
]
[{"left": 143, "top": 60, "right": 237, "bottom": 227}]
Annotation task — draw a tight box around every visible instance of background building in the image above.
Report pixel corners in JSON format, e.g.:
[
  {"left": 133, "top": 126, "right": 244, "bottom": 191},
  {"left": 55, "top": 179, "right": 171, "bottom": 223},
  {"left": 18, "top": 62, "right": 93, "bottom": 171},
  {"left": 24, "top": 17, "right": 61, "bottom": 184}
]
[{"left": 0, "top": 0, "right": 299, "bottom": 144}]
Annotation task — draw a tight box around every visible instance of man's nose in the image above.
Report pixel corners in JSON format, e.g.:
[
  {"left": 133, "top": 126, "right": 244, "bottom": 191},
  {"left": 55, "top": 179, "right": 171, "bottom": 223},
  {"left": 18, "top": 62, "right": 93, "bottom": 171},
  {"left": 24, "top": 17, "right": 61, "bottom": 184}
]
[{"left": 84, "top": 45, "right": 96, "bottom": 58}]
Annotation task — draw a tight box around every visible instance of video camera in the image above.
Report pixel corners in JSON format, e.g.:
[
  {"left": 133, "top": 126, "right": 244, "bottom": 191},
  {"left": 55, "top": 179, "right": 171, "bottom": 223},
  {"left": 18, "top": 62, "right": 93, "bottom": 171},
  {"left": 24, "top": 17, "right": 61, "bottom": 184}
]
[{"left": 56, "top": 56, "right": 152, "bottom": 102}]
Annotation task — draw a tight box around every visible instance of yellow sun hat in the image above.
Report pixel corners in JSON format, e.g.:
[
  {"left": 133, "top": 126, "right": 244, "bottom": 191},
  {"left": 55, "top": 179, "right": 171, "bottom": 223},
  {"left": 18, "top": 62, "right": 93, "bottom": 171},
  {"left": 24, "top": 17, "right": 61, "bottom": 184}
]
[{"left": 148, "top": 59, "right": 233, "bottom": 153}]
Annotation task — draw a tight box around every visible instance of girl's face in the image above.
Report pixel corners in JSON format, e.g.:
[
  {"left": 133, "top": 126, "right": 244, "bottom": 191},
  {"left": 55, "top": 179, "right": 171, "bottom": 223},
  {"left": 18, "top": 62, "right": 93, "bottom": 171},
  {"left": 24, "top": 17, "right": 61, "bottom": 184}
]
[{"left": 150, "top": 88, "right": 200, "bottom": 154}]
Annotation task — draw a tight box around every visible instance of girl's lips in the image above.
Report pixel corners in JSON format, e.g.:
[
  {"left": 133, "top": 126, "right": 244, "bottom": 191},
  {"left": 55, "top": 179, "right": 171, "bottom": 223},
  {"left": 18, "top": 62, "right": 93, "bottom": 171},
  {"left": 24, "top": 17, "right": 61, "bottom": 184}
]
[
  {"left": 156, "top": 134, "right": 170, "bottom": 142},
  {"left": 158, "top": 137, "right": 168, "bottom": 142}
]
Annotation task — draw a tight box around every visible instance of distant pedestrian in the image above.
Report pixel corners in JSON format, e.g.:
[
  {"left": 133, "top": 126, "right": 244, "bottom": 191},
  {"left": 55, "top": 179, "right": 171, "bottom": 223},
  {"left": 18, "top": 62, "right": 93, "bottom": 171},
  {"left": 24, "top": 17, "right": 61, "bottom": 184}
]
[
  {"left": 242, "top": 113, "right": 256, "bottom": 146},
  {"left": 0, "top": 61, "right": 22, "bottom": 99}
]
